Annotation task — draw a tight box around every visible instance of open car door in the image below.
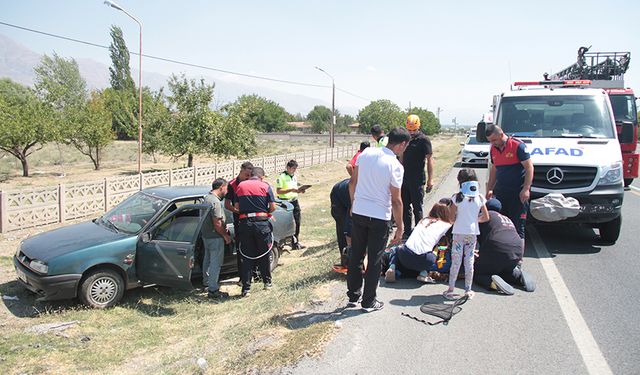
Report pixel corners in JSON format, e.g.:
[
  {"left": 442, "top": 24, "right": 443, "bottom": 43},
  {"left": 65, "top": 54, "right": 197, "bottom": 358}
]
[{"left": 136, "top": 204, "right": 210, "bottom": 289}]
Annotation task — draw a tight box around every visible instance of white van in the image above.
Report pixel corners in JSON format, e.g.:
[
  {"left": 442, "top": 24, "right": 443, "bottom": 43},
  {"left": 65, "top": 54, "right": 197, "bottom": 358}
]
[{"left": 477, "top": 81, "right": 628, "bottom": 243}]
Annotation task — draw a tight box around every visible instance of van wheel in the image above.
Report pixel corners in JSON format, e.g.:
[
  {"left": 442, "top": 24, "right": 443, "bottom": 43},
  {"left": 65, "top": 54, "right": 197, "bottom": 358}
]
[
  {"left": 269, "top": 248, "right": 280, "bottom": 272},
  {"left": 598, "top": 216, "right": 622, "bottom": 244},
  {"left": 79, "top": 269, "right": 125, "bottom": 308},
  {"left": 624, "top": 178, "right": 633, "bottom": 187}
]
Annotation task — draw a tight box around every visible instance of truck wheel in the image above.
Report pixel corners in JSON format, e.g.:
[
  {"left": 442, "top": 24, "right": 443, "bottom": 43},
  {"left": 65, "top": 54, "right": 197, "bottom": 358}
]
[
  {"left": 598, "top": 216, "right": 622, "bottom": 244},
  {"left": 269, "top": 248, "right": 280, "bottom": 272},
  {"left": 624, "top": 178, "right": 633, "bottom": 187},
  {"left": 79, "top": 269, "right": 125, "bottom": 308}
]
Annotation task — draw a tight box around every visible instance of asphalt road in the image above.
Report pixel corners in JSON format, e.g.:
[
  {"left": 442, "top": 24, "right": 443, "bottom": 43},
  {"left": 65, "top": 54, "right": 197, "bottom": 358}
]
[{"left": 291, "top": 164, "right": 640, "bottom": 375}]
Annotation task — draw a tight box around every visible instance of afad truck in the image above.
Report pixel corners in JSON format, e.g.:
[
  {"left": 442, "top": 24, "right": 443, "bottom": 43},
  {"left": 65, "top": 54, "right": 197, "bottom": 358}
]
[
  {"left": 545, "top": 47, "right": 638, "bottom": 186},
  {"left": 477, "top": 79, "right": 629, "bottom": 243}
]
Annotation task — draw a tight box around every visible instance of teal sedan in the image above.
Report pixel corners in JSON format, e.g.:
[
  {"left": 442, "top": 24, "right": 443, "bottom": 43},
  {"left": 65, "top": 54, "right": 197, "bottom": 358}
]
[{"left": 13, "top": 186, "right": 295, "bottom": 308}]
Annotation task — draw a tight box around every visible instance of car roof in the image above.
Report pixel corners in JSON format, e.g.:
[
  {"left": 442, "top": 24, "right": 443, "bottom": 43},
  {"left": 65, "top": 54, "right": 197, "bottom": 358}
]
[{"left": 142, "top": 186, "right": 211, "bottom": 200}]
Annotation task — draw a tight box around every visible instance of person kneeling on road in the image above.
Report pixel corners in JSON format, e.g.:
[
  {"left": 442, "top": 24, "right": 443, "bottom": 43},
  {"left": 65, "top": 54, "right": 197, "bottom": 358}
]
[
  {"left": 474, "top": 198, "right": 536, "bottom": 295},
  {"left": 234, "top": 167, "right": 276, "bottom": 298},
  {"left": 385, "top": 198, "right": 455, "bottom": 284}
]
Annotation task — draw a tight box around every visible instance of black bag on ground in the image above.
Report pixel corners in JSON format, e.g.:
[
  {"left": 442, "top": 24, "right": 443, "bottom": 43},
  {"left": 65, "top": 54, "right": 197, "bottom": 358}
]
[{"left": 402, "top": 295, "right": 469, "bottom": 326}]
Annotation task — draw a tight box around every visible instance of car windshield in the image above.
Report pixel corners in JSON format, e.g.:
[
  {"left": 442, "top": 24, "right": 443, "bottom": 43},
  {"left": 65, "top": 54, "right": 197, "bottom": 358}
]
[
  {"left": 609, "top": 94, "right": 638, "bottom": 124},
  {"left": 466, "top": 137, "right": 481, "bottom": 145},
  {"left": 497, "top": 95, "right": 615, "bottom": 138},
  {"left": 99, "top": 192, "right": 169, "bottom": 234}
]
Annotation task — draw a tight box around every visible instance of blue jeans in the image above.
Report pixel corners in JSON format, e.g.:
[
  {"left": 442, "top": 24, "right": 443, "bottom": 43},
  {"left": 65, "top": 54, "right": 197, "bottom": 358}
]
[{"left": 203, "top": 237, "right": 225, "bottom": 292}]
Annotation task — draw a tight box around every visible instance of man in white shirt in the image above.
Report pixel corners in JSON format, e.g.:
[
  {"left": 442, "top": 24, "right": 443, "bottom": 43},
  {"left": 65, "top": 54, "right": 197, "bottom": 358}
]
[{"left": 347, "top": 127, "right": 410, "bottom": 312}]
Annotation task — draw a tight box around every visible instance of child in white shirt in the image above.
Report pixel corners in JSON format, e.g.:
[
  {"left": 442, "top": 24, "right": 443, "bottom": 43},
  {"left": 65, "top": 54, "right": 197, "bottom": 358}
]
[{"left": 443, "top": 169, "right": 489, "bottom": 300}]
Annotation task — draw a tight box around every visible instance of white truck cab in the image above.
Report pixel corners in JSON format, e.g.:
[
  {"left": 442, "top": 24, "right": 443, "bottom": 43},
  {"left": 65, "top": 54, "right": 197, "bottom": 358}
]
[{"left": 477, "top": 81, "right": 624, "bottom": 243}]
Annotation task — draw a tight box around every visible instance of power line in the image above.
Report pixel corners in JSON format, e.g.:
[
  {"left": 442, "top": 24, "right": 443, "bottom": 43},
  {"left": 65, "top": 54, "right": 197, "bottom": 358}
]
[{"left": 1, "top": 20, "right": 374, "bottom": 102}]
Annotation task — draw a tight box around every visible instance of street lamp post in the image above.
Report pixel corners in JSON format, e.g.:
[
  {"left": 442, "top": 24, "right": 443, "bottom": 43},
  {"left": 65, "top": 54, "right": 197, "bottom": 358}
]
[
  {"left": 104, "top": 0, "right": 143, "bottom": 174},
  {"left": 314, "top": 66, "right": 336, "bottom": 148}
]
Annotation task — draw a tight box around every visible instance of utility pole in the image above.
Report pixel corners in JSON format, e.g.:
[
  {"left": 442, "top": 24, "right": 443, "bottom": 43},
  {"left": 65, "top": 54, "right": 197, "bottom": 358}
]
[
  {"left": 436, "top": 107, "right": 443, "bottom": 124},
  {"left": 315, "top": 66, "right": 336, "bottom": 148}
]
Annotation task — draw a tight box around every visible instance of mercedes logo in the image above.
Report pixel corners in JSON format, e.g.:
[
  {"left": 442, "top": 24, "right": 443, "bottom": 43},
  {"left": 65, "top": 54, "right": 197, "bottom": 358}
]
[{"left": 546, "top": 167, "right": 564, "bottom": 185}]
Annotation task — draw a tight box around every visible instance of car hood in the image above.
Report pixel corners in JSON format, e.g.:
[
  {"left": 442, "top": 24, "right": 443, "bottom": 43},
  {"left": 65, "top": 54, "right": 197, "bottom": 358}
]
[
  {"left": 463, "top": 144, "right": 490, "bottom": 153},
  {"left": 20, "top": 220, "right": 128, "bottom": 262}
]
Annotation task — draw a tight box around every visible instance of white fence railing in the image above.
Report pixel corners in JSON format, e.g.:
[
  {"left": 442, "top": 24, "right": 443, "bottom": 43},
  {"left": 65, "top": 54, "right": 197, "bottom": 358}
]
[{"left": 0, "top": 144, "right": 358, "bottom": 233}]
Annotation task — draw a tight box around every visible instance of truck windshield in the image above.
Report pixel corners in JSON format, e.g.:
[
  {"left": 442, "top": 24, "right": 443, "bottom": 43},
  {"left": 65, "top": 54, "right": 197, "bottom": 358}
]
[
  {"left": 497, "top": 95, "right": 615, "bottom": 138},
  {"left": 609, "top": 94, "right": 638, "bottom": 124}
]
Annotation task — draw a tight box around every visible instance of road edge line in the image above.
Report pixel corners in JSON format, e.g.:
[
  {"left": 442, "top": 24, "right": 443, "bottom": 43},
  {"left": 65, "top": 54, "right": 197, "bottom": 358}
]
[{"left": 529, "top": 226, "right": 613, "bottom": 375}]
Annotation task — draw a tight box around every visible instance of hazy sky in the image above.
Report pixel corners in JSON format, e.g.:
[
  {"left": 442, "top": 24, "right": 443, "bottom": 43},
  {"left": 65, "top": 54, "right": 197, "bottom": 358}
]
[{"left": 1, "top": 0, "right": 639, "bottom": 124}]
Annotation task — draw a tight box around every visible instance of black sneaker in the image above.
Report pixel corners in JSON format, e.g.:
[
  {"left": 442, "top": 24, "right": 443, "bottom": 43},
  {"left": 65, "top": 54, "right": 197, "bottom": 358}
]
[
  {"left": 346, "top": 299, "right": 359, "bottom": 308},
  {"left": 513, "top": 267, "right": 536, "bottom": 292},
  {"left": 208, "top": 290, "right": 229, "bottom": 300},
  {"left": 264, "top": 282, "right": 273, "bottom": 290},
  {"left": 241, "top": 290, "right": 251, "bottom": 298},
  {"left": 361, "top": 300, "right": 384, "bottom": 312},
  {"left": 490, "top": 275, "right": 514, "bottom": 295},
  {"left": 292, "top": 243, "right": 306, "bottom": 250}
]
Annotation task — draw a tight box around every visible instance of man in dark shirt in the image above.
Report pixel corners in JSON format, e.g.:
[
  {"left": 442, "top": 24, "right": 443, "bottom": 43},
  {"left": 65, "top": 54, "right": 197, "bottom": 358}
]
[
  {"left": 401, "top": 114, "right": 433, "bottom": 238},
  {"left": 330, "top": 178, "right": 351, "bottom": 268},
  {"left": 474, "top": 198, "right": 536, "bottom": 294},
  {"left": 234, "top": 167, "right": 276, "bottom": 297}
]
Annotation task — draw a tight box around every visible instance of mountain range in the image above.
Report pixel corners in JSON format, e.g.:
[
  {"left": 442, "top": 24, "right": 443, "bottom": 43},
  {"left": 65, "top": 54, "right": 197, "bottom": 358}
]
[{"left": 0, "top": 33, "right": 359, "bottom": 115}]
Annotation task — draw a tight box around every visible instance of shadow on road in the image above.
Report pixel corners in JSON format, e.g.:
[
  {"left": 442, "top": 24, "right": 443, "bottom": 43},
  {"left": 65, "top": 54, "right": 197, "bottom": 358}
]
[{"left": 525, "top": 223, "right": 605, "bottom": 258}]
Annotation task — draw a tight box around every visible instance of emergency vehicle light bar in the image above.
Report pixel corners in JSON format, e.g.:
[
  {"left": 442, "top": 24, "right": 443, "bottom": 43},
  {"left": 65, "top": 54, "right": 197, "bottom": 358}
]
[{"left": 514, "top": 80, "right": 592, "bottom": 86}]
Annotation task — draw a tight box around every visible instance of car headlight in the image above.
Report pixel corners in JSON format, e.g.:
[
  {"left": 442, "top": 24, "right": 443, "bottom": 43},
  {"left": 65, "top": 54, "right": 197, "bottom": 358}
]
[
  {"left": 597, "top": 162, "right": 623, "bottom": 186},
  {"left": 29, "top": 260, "right": 48, "bottom": 274},
  {"left": 15, "top": 243, "right": 22, "bottom": 258}
]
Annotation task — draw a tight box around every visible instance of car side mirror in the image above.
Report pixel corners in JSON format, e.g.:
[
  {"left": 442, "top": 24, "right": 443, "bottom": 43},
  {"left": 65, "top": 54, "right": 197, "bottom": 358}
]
[
  {"left": 476, "top": 122, "right": 488, "bottom": 143},
  {"left": 140, "top": 232, "right": 151, "bottom": 243},
  {"left": 620, "top": 121, "right": 634, "bottom": 144}
]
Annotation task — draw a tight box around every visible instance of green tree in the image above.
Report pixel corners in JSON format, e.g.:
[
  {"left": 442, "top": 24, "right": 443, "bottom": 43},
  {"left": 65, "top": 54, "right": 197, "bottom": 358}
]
[
  {"left": 307, "top": 105, "right": 332, "bottom": 133},
  {"left": 108, "top": 25, "right": 135, "bottom": 92},
  {"left": 140, "top": 88, "right": 170, "bottom": 163},
  {"left": 108, "top": 25, "right": 137, "bottom": 140},
  {"left": 336, "top": 112, "right": 355, "bottom": 133},
  {"left": 224, "top": 94, "right": 289, "bottom": 132},
  {"left": 208, "top": 110, "right": 256, "bottom": 158},
  {"left": 67, "top": 91, "right": 115, "bottom": 170},
  {"left": 164, "top": 74, "right": 214, "bottom": 167},
  {"left": 357, "top": 99, "right": 405, "bottom": 134},
  {"left": 406, "top": 107, "right": 441, "bottom": 135},
  {"left": 0, "top": 79, "right": 56, "bottom": 176},
  {"left": 34, "top": 52, "right": 87, "bottom": 112}
]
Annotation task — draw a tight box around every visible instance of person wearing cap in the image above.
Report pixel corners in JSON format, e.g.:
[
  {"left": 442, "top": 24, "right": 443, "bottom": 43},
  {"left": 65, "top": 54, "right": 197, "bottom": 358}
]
[
  {"left": 485, "top": 124, "right": 534, "bottom": 239},
  {"left": 330, "top": 178, "right": 352, "bottom": 269},
  {"left": 347, "top": 127, "right": 410, "bottom": 312},
  {"left": 276, "top": 160, "right": 306, "bottom": 250},
  {"left": 234, "top": 167, "right": 276, "bottom": 297},
  {"left": 346, "top": 141, "right": 370, "bottom": 176},
  {"left": 474, "top": 198, "right": 536, "bottom": 295},
  {"left": 370, "top": 124, "right": 389, "bottom": 148},
  {"left": 401, "top": 114, "right": 434, "bottom": 239},
  {"left": 443, "top": 168, "right": 490, "bottom": 300}
]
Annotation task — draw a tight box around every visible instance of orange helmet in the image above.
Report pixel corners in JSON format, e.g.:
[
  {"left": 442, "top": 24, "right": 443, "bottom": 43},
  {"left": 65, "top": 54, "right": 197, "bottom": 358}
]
[{"left": 406, "top": 114, "right": 421, "bottom": 131}]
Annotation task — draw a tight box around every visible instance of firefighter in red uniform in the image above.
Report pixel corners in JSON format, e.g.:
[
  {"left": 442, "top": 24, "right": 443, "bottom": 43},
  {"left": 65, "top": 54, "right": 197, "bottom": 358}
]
[
  {"left": 234, "top": 167, "right": 276, "bottom": 297},
  {"left": 485, "top": 124, "right": 534, "bottom": 239}
]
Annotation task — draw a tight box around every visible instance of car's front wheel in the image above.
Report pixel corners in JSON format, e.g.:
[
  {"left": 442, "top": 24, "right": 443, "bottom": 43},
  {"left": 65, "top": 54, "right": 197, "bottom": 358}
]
[{"left": 79, "top": 269, "right": 125, "bottom": 308}]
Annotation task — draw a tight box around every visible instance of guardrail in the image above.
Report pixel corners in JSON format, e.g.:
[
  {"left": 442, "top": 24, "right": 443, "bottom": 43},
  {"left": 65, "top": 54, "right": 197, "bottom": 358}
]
[{"left": 0, "top": 144, "right": 358, "bottom": 233}]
